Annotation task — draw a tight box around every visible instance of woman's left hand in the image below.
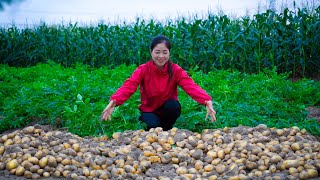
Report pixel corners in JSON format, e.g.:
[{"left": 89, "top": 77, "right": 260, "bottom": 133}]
[{"left": 205, "top": 100, "right": 216, "bottom": 122}]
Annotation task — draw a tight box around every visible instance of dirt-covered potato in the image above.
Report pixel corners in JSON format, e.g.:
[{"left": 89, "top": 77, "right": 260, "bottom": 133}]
[
  {"left": 6, "top": 159, "right": 18, "bottom": 171},
  {"left": 0, "top": 124, "right": 319, "bottom": 179}
]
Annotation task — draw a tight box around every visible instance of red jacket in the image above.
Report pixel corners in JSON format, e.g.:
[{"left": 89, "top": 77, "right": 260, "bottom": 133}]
[{"left": 110, "top": 61, "right": 212, "bottom": 112}]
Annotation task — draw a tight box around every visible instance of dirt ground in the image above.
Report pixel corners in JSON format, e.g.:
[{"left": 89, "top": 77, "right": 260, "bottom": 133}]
[{"left": 306, "top": 106, "right": 320, "bottom": 122}]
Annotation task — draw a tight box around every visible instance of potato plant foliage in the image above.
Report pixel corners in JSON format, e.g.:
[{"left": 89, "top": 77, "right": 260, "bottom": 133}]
[{"left": 0, "top": 63, "right": 319, "bottom": 137}]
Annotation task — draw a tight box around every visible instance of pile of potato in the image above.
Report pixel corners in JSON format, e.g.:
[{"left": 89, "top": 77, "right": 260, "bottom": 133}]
[{"left": 0, "top": 124, "right": 319, "bottom": 179}]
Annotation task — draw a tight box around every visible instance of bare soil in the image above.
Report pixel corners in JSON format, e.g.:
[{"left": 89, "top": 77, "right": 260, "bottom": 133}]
[{"left": 306, "top": 106, "right": 320, "bottom": 122}]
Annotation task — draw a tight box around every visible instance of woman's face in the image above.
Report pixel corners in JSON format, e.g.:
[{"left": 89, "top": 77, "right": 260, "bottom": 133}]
[{"left": 151, "top": 42, "right": 170, "bottom": 70}]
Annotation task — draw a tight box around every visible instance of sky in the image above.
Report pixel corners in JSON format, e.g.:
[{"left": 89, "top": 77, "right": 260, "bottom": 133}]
[{"left": 0, "top": 0, "right": 312, "bottom": 26}]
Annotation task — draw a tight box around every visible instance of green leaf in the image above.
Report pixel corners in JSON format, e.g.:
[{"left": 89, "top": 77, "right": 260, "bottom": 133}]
[
  {"left": 77, "top": 94, "right": 83, "bottom": 101},
  {"left": 73, "top": 105, "right": 78, "bottom": 112},
  {"left": 85, "top": 98, "right": 91, "bottom": 104},
  {"left": 64, "top": 106, "right": 73, "bottom": 113}
]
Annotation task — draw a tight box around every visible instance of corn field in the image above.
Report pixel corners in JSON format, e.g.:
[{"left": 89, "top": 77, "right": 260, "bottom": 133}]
[{"left": 0, "top": 7, "right": 319, "bottom": 77}]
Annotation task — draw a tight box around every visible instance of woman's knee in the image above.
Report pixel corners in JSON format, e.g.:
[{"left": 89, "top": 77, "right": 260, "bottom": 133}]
[
  {"left": 140, "top": 112, "right": 161, "bottom": 129},
  {"left": 163, "top": 99, "right": 181, "bottom": 111}
]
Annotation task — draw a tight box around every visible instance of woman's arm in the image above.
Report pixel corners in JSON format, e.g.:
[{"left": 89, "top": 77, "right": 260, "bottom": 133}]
[
  {"left": 101, "top": 65, "right": 144, "bottom": 120},
  {"left": 176, "top": 67, "right": 212, "bottom": 105},
  {"left": 110, "top": 65, "right": 145, "bottom": 106},
  {"left": 176, "top": 66, "right": 216, "bottom": 122}
]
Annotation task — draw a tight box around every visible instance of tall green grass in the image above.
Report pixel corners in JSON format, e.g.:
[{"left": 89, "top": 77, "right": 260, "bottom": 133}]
[{"left": 1, "top": 7, "right": 319, "bottom": 77}]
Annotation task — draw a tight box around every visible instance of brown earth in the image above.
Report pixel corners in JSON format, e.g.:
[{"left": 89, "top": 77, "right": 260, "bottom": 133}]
[{"left": 306, "top": 106, "right": 320, "bottom": 122}]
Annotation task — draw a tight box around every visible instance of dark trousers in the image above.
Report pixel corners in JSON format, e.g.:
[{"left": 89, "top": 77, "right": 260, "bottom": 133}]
[{"left": 140, "top": 99, "right": 181, "bottom": 131}]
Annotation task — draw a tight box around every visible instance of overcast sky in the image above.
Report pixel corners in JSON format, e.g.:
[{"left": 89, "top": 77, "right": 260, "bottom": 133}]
[{"left": 0, "top": 0, "right": 311, "bottom": 26}]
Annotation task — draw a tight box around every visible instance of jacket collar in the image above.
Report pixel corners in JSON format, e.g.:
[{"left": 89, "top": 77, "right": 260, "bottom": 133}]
[{"left": 149, "top": 60, "right": 168, "bottom": 74}]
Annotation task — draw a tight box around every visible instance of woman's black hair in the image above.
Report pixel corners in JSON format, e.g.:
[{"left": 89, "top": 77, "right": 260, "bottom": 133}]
[{"left": 150, "top": 35, "right": 173, "bottom": 81}]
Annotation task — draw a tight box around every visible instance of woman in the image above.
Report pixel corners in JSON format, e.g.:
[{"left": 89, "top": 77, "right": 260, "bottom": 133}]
[{"left": 101, "top": 35, "right": 216, "bottom": 130}]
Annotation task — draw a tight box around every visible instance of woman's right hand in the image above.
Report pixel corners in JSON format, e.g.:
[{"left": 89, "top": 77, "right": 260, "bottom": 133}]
[
  {"left": 101, "top": 100, "right": 116, "bottom": 121},
  {"left": 205, "top": 100, "right": 217, "bottom": 122}
]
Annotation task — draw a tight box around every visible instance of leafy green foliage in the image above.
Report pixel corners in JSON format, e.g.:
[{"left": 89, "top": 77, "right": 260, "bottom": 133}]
[
  {"left": 1, "top": 7, "right": 320, "bottom": 78},
  {"left": 0, "top": 63, "right": 319, "bottom": 137}
]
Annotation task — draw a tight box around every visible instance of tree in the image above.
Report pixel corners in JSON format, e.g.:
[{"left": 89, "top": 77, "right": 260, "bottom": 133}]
[{"left": 0, "top": 0, "right": 24, "bottom": 10}]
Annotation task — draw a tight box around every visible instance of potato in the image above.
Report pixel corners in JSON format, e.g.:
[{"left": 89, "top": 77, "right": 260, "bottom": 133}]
[
  {"left": 1, "top": 135, "right": 8, "bottom": 142},
  {"left": 28, "top": 157, "right": 39, "bottom": 165},
  {"left": 270, "top": 155, "right": 282, "bottom": 164},
  {"left": 15, "top": 166, "right": 25, "bottom": 176},
  {"left": 140, "top": 160, "right": 151, "bottom": 169},
  {"left": 291, "top": 143, "right": 300, "bottom": 151},
  {"left": 21, "top": 160, "right": 32, "bottom": 170},
  {"left": 162, "top": 143, "right": 171, "bottom": 151},
  {"left": 23, "top": 126, "right": 35, "bottom": 134},
  {"left": 63, "top": 143, "right": 71, "bottom": 149},
  {"left": 289, "top": 167, "right": 298, "bottom": 175},
  {"left": 176, "top": 167, "right": 188, "bottom": 175},
  {"left": 48, "top": 156, "right": 57, "bottom": 167},
  {"left": 149, "top": 156, "right": 161, "bottom": 163},
  {"left": 204, "top": 164, "right": 214, "bottom": 172},
  {"left": 299, "top": 170, "right": 309, "bottom": 180},
  {"left": 29, "top": 165, "right": 40, "bottom": 173},
  {"left": 191, "top": 150, "right": 203, "bottom": 159},
  {"left": 224, "top": 147, "right": 231, "bottom": 154},
  {"left": 167, "top": 137, "right": 175, "bottom": 145},
  {"left": 300, "top": 128, "right": 307, "bottom": 134},
  {"left": 39, "top": 157, "right": 48, "bottom": 168},
  {"left": 4, "top": 139, "right": 13, "bottom": 146},
  {"left": 6, "top": 159, "right": 18, "bottom": 170},
  {"left": 216, "top": 138, "right": 223, "bottom": 144},
  {"left": 254, "top": 171, "right": 262, "bottom": 177},
  {"left": 62, "top": 170, "right": 71, "bottom": 177},
  {"left": 24, "top": 170, "right": 33, "bottom": 178},
  {"left": 211, "top": 158, "right": 221, "bottom": 166},
  {"left": 158, "top": 138, "right": 167, "bottom": 145},
  {"left": 194, "top": 160, "right": 203, "bottom": 171},
  {"left": 43, "top": 172, "right": 50, "bottom": 177},
  {"left": 146, "top": 133, "right": 157, "bottom": 143},
  {"left": 182, "top": 174, "right": 195, "bottom": 179},
  {"left": 70, "top": 173, "right": 78, "bottom": 179},
  {"left": 124, "top": 165, "right": 135, "bottom": 173},
  {"left": 68, "top": 139, "right": 78, "bottom": 144},
  {"left": 54, "top": 171, "right": 61, "bottom": 177},
  {"left": 56, "top": 156, "right": 63, "bottom": 163},
  {"left": 36, "top": 168, "right": 44, "bottom": 176},
  {"left": 276, "top": 129, "right": 284, "bottom": 136},
  {"left": 207, "top": 150, "right": 218, "bottom": 158},
  {"left": 143, "top": 150, "right": 156, "bottom": 157},
  {"left": 215, "top": 164, "right": 226, "bottom": 174},
  {"left": 9, "top": 168, "right": 16, "bottom": 175},
  {"left": 208, "top": 175, "right": 218, "bottom": 180},
  {"left": 172, "top": 157, "right": 179, "bottom": 164},
  {"left": 307, "top": 169, "right": 318, "bottom": 178},
  {"left": 0, "top": 146, "right": 4, "bottom": 155},
  {"left": 61, "top": 158, "right": 71, "bottom": 166},
  {"left": 283, "top": 160, "right": 300, "bottom": 168},
  {"left": 72, "top": 143, "right": 80, "bottom": 152},
  {"left": 34, "top": 151, "right": 45, "bottom": 159},
  {"left": 246, "top": 161, "right": 257, "bottom": 170},
  {"left": 159, "top": 176, "right": 171, "bottom": 180},
  {"left": 82, "top": 168, "right": 90, "bottom": 176},
  {"left": 202, "top": 134, "right": 213, "bottom": 142},
  {"left": 12, "top": 136, "right": 22, "bottom": 144}
]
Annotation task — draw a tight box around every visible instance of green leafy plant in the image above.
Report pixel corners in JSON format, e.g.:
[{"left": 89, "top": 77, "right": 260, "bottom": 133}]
[
  {"left": 0, "top": 62, "right": 319, "bottom": 137},
  {"left": 1, "top": 7, "right": 319, "bottom": 78}
]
